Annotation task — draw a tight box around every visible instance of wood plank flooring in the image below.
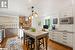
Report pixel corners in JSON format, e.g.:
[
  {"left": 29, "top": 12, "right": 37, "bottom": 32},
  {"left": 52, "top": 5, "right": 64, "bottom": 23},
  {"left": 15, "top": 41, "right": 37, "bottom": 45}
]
[
  {"left": 0, "top": 36, "right": 73, "bottom": 50},
  {"left": 48, "top": 40, "right": 72, "bottom": 50},
  {"left": 22, "top": 39, "right": 72, "bottom": 50}
]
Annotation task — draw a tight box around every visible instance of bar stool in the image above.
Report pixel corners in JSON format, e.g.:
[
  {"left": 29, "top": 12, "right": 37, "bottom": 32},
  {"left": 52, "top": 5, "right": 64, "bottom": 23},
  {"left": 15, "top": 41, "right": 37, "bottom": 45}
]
[
  {"left": 27, "top": 37, "right": 35, "bottom": 50},
  {"left": 38, "top": 37, "right": 44, "bottom": 50},
  {"left": 24, "top": 35, "right": 30, "bottom": 46},
  {"left": 38, "top": 37, "right": 48, "bottom": 50}
]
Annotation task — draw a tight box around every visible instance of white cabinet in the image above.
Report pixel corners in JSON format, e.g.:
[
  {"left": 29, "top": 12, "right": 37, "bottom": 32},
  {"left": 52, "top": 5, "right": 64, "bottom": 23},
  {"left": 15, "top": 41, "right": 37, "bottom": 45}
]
[
  {"left": 0, "top": 17, "right": 19, "bottom": 28},
  {"left": 49, "top": 31, "right": 73, "bottom": 47},
  {"left": 4, "top": 23, "right": 19, "bottom": 28},
  {"left": 61, "top": 33, "right": 73, "bottom": 47},
  {"left": 49, "top": 31, "right": 60, "bottom": 42}
]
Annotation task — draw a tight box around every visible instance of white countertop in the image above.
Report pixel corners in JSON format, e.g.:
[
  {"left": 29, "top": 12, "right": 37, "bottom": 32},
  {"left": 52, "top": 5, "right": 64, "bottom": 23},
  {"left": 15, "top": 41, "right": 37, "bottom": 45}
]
[
  {"left": 50, "top": 30, "right": 74, "bottom": 33},
  {"left": 24, "top": 30, "right": 48, "bottom": 38}
]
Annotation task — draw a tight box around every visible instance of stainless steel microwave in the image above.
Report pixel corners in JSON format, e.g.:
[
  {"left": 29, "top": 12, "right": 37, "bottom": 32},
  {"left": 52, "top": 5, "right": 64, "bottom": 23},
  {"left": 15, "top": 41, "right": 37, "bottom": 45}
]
[{"left": 59, "top": 17, "right": 73, "bottom": 24}]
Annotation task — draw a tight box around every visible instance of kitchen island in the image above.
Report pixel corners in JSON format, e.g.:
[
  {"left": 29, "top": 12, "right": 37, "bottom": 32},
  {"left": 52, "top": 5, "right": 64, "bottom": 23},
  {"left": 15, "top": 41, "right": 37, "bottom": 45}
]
[{"left": 23, "top": 30, "right": 49, "bottom": 50}]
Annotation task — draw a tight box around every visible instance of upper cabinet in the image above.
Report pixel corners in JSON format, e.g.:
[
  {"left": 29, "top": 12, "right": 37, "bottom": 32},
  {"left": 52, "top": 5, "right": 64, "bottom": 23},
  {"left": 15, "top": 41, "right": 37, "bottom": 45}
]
[{"left": 0, "top": 16, "right": 19, "bottom": 28}]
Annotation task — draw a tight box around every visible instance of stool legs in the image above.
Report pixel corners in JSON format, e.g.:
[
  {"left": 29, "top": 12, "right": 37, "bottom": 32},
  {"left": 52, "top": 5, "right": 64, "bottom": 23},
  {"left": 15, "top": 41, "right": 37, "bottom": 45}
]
[
  {"left": 42, "top": 38, "right": 44, "bottom": 47},
  {"left": 38, "top": 38, "right": 44, "bottom": 50},
  {"left": 45, "top": 37, "right": 48, "bottom": 50},
  {"left": 38, "top": 37, "right": 48, "bottom": 50},
  {"left": 27, "top": 40, "right": 35, "bottom": 50},
  {"left": 26, "top": 37, "right": 48, "bottom": 50}
]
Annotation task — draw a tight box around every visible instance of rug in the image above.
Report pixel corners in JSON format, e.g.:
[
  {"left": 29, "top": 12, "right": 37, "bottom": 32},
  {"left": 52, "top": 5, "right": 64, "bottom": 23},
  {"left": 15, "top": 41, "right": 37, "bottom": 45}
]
[{"left": 5, "top": 37, "right": 23, "bottom": 50}]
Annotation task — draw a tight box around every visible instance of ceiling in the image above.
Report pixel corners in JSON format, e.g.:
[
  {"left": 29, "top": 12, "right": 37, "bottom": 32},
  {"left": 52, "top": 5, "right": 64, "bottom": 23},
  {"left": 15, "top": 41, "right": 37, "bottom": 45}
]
[{"left": 0, "top": 0, "right": 72, "bottom": 17}]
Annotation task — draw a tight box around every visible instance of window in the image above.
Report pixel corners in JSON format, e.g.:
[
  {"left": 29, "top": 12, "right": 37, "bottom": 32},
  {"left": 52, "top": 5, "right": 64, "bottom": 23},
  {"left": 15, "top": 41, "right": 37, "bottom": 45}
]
[
  {"left": 0, "top": 0, "right": 8, "bottom": 8},
  {"left": 45, "top": 19, "right": 50, "bottom": 28}
]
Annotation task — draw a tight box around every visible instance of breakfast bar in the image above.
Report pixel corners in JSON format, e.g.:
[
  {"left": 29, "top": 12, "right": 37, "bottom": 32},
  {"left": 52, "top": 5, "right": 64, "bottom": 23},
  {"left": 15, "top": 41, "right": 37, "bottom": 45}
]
[{"left": 23, "top": 30, "right": 48, "bottom": 50}]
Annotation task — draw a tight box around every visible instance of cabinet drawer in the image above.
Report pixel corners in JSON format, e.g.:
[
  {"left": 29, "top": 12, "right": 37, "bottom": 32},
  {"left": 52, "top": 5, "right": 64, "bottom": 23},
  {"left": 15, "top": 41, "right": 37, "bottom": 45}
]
[
  {"left": 49, "top": 31, "right": 73, "bottom": 47},
  {"left": 62, "top": 37, "right": 72, "bottom": 43},
  {"left": 62, "top": 41, "right": 68, "bottom": 44},
  {"left": 67, "top": 42, "right": 73, "bottom": 47},
  {"left": 52, "top": 37, "right": 57, "bottom": 41},
  {"left": 62, "top": 40, "right": 73, "bottom": 47},
  {"left": 63, "top": 38, "right": 67, "bottom": 40}
]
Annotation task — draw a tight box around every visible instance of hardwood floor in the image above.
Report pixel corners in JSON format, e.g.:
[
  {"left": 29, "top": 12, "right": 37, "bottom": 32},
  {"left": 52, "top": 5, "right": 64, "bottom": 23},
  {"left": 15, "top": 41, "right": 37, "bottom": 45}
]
[
  {"left": 22, "top": 39, "right": 72, "bottom": 50},
  {"left": 0, "top": 35, "right": 17, "bottom": 48},
  {"left": 0, "top": 36, "right": 73, "bottom": 50},
  {"left": 48, "top": 40, "right": 72, "bottom": 50},
  {"left": 0, "top": 38, "right": 8, "bottom": 48}
]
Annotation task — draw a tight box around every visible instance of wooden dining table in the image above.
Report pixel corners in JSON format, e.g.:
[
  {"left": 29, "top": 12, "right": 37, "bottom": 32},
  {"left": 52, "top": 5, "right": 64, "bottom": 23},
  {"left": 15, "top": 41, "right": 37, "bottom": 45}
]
[{"left": 23, "top": 30, "right": 49, "bottom": 50}]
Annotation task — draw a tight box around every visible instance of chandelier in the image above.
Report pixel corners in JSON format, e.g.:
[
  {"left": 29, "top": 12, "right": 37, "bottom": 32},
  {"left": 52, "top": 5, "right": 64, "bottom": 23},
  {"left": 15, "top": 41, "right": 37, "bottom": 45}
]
[
  {"left": 28, "top": 6, "right": 38, "bottom": 19},
  {"left": 31, "top": 6, "right": 38, "bottom": 17}
]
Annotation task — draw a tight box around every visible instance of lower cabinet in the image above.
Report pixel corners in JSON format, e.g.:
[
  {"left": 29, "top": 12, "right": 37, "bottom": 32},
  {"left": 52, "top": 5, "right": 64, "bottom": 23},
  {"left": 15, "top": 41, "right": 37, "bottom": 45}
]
[{"left": 49, "top": 31, "right": 73, "bottom": 48}]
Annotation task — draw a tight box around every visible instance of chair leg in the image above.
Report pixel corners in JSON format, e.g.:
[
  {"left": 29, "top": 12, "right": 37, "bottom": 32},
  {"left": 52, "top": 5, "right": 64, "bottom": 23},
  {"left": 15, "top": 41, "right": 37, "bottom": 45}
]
[
  {"left": 27, "top": 42, "right": 29, "bottom": 50},
  {"left": 33, "top": 43, "right": 35, "bottom": 50},
  {"left": 45, "top": 37, "right": 48, "bottom": 50},
  {"left": 38, "top": 40, "right": 40, "bottom": 50},
  {"left": 31, "top": 43, "right": 32, "bottom": 50},
  {"left": 27, "top": 41, "right": 35, "bottom": 50},
  {"left": 42, "top": 38, "right": 44, "bottom": 47}
]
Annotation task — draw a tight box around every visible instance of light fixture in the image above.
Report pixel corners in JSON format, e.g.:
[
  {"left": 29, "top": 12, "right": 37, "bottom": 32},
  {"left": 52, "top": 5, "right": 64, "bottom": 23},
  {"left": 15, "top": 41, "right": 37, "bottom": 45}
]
[
  {"left": 28, "top": 6, "right": 38, "bottom": 19},
  {"left": 32, "top": 12, "right": 38, "bottom": 17},
  {"left": 31, "top": 6, "right": 38, "bottom": 17},
  {"left": 31, "top": 16, "right": 33, "bottom": 19},
  {"left": 29, "top": 17, "right": 31, "bottom": 19}
]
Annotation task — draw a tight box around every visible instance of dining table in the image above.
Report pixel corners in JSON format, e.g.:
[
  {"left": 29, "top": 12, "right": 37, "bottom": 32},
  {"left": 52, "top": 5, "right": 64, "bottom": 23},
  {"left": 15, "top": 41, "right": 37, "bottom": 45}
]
[{"left": 23, "top": 30, "right": 49, "bottom": 50}]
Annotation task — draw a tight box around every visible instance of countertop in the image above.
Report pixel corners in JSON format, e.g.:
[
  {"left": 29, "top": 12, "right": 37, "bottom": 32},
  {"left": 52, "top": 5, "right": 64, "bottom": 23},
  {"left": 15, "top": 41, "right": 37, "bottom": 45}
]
[{"left": 50, "top": 30, "right": 74, "bottom": 34}]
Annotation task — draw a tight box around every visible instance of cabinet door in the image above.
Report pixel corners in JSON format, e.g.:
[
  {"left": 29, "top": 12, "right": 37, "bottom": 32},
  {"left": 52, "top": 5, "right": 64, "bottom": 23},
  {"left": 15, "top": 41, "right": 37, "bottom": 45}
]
[
  {"left": 56, "top": 32, "right": 63, "bottom": 43},
  {"left": 49, "top": 32, "right": 53, "bottom": 39},
  {"left": 66, "top": 33, "right": 73, "bottom": 47},
  {"left": 51, "top": 32, "right": 58, "bottom": 41},
  {"left": 62, "top": 33, "right": 73, "bottom": 47}
]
